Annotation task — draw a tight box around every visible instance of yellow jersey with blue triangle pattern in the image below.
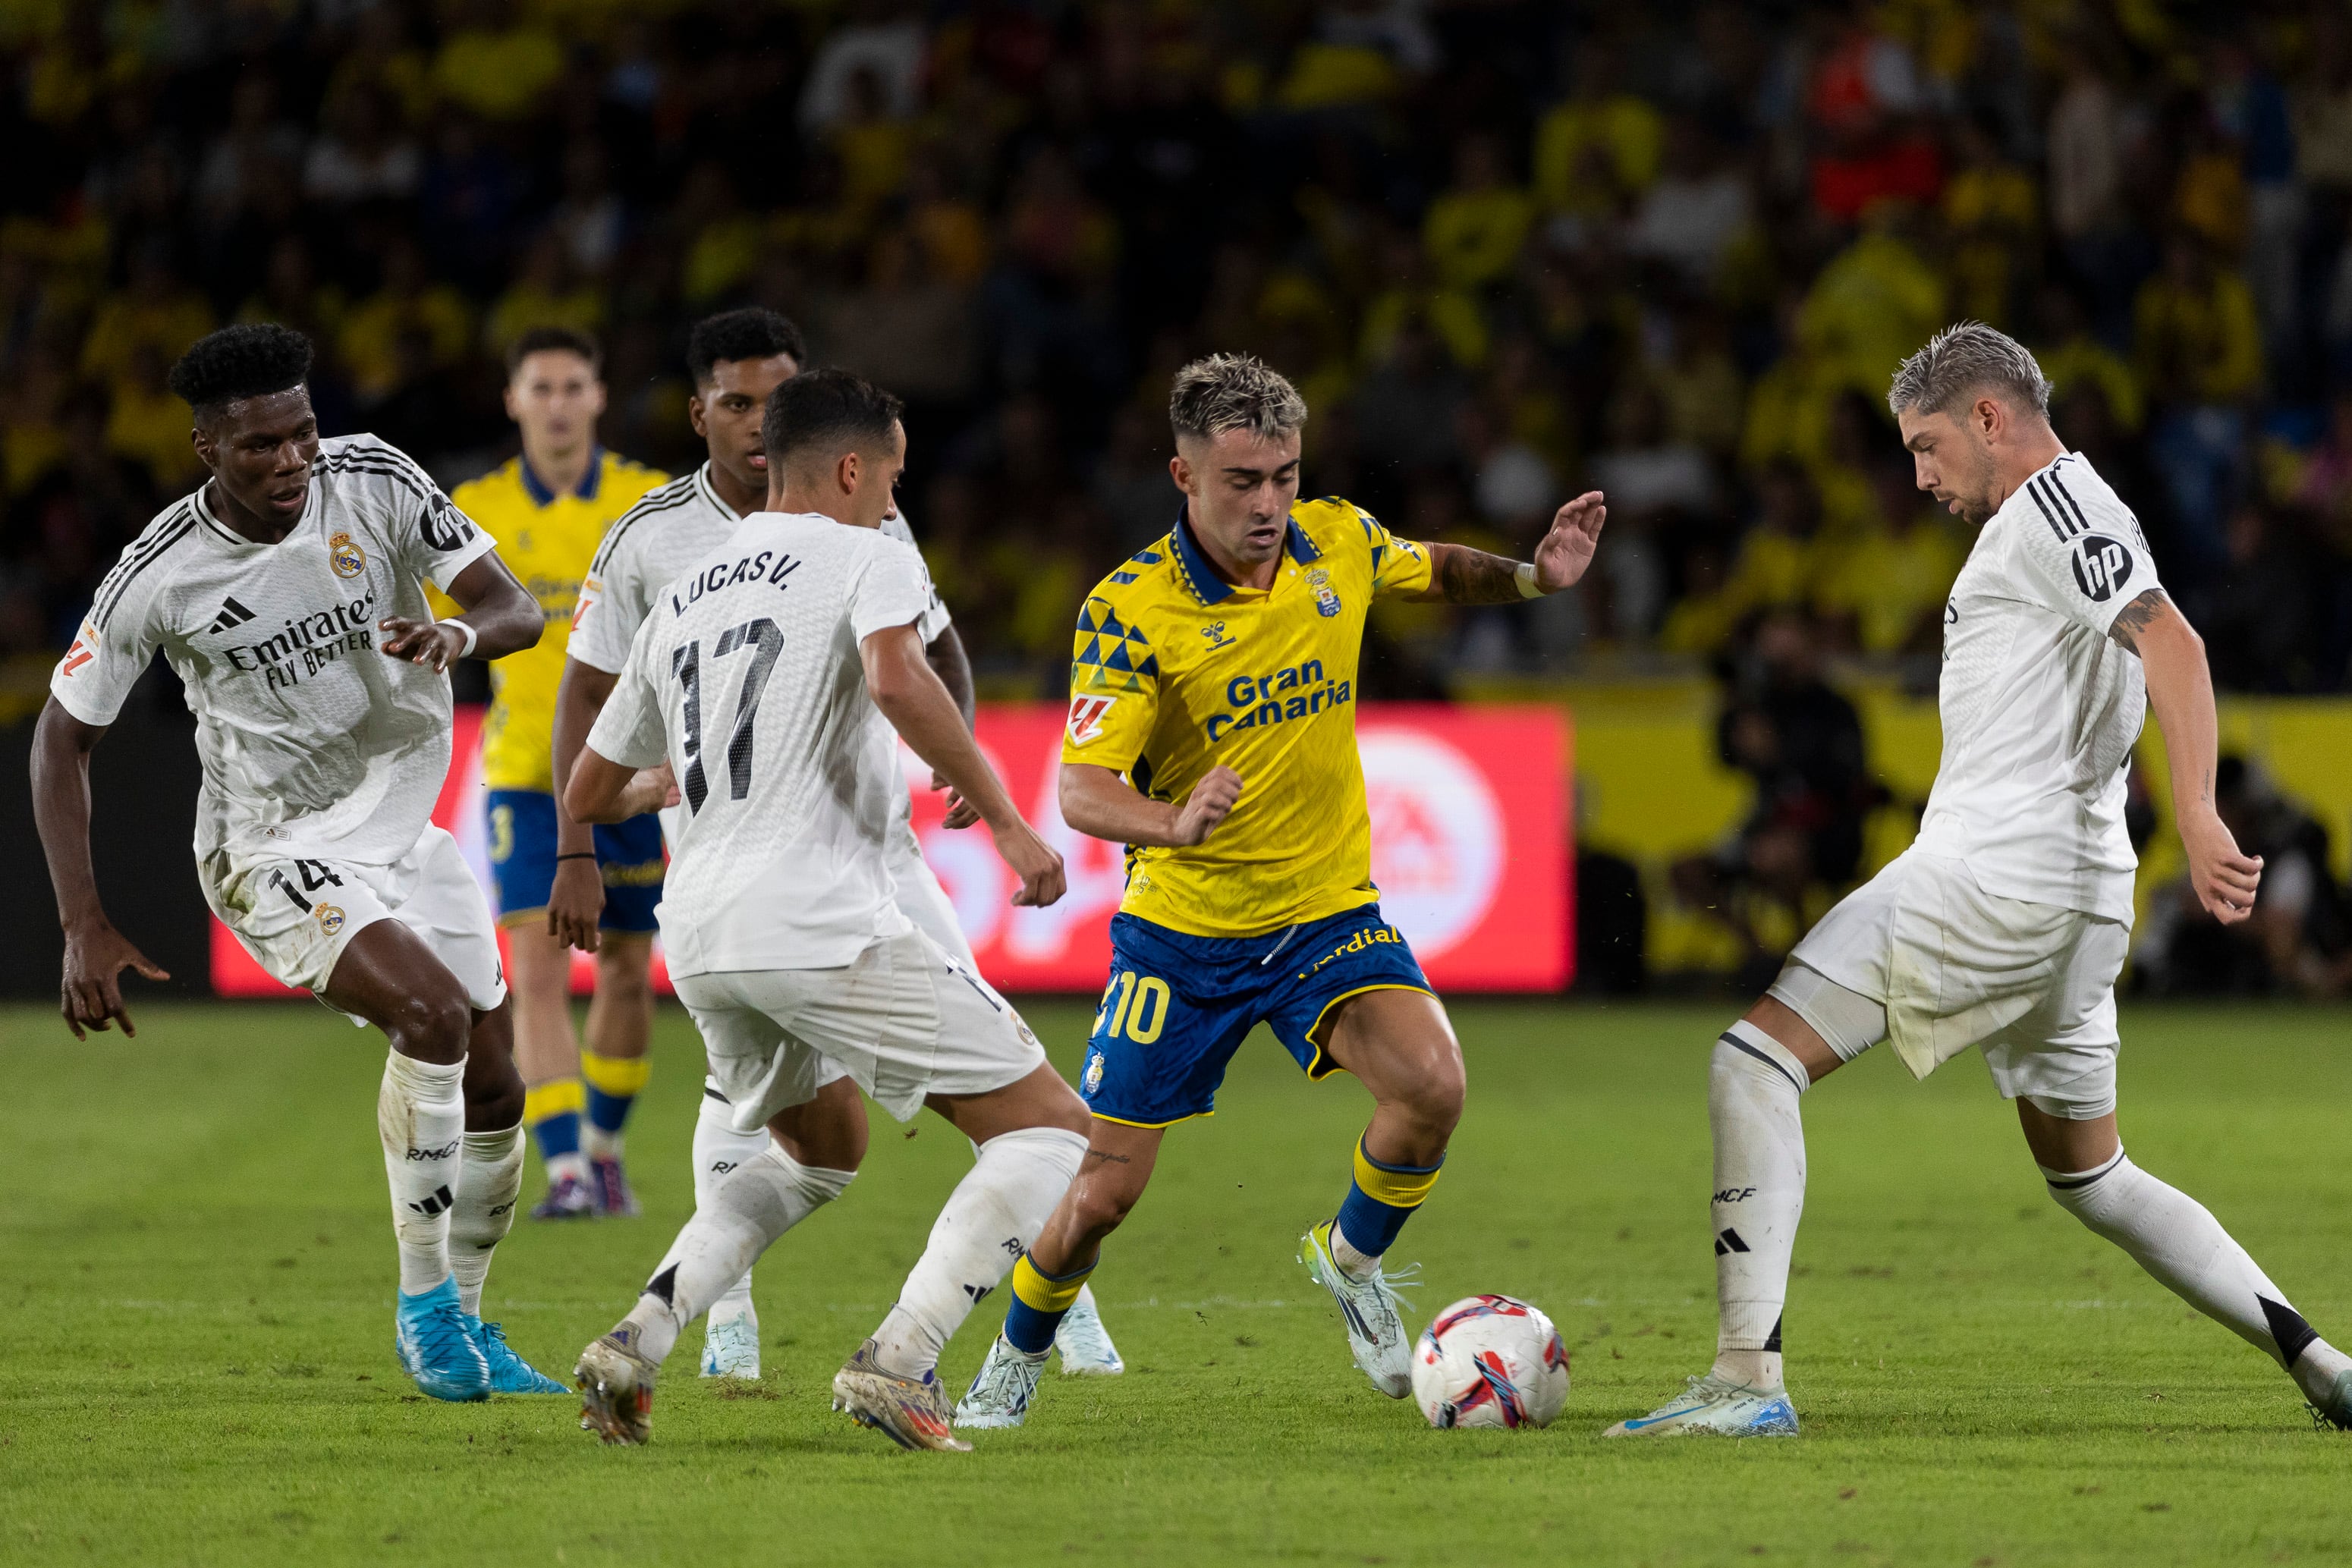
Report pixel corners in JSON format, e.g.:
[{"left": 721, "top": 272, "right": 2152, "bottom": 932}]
[
  {"left": 447, "top": 448, "right": 666, "bottom": 790},
  {"left": 1063, "top": 496, "right": 1434, "bottom": 938}
]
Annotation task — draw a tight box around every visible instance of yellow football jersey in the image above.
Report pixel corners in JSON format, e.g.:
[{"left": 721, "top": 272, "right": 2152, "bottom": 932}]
[
  {"left": 449, "top": 448, "right": 666, "bottom": 790},
  {"left": 1062, "top": 496, "right": 1434, "bottom": 938}
]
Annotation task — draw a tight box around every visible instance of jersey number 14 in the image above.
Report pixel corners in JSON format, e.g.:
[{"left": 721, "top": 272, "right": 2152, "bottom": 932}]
[{"left": 671, "top": 617, "right": 781, "bottom": 813}]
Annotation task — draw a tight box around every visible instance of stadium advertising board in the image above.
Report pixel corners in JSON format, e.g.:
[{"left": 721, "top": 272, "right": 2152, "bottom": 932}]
[{"left": 212, "top": 703, "right": 1570, "bottom": 997}]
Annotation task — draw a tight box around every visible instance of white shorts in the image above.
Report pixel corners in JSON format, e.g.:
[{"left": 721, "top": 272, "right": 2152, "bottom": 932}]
[
  {"left": 674, "top": 928, "right": 1045, "bottom": 1130},
  {"left": 201, "top": 825, "right": 507, "bottom": 1017},
  {"left": 1773, "top": 849, "right": 2126, "bottom": 1117},
  {"left": 697, "top": 832, "right": 976, "bottom": 1114}
]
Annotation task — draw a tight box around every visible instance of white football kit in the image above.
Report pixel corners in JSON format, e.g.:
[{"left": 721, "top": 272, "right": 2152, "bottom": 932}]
[
  {"left": 52, "top": 435, "right": 506, "bottom": 1010},
  {"left": 586, "top": 511, "right": 1042, "bottom": 1129},
  {"left": 571, "top": 463, "right": 967, "bottom": 958},
  {"left": 1775, "top": 451, "right": 2160, "bottom": 1117}
]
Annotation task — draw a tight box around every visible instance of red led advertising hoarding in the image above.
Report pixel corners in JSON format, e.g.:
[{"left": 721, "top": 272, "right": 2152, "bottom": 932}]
[{"left": 213, "top": 703, "right": 1571, "bottom": 997}]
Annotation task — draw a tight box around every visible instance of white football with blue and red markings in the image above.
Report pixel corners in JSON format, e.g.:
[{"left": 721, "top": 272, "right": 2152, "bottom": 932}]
[{"left": 1410, "top": 1293, "right": 1571, "bottom": 1430}]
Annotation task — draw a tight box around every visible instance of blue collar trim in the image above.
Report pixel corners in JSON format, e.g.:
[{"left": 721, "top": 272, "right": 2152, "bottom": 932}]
[
  {"left": 1171, "top": 504, "right": 1319, "bottom": 604},
  {"left": 519, "top": 447, "right": 603, "bottom": 507}
]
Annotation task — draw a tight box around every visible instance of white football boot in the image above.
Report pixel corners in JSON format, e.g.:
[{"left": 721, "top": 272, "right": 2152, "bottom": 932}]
[
  {"left": 1299, "top": 1220, "right": 1416, "bottom": 1398},
  {"left": 700, "top": 1305, "right": 760, "bottom": 1380},
  {"left": 954, "top": 1334, "right": 1049, "bottom": 1429},
  {"left": 1053, "top": 1285, "right": 1124, "bottom": 1375},
  {"left": 1602, "top": 1373, "right": 1799, "bottom": 1438}
]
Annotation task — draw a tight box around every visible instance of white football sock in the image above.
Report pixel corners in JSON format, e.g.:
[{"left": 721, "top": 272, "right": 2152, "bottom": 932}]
[
  {"left": 693, "top": 1087, "right": 773, "bottom": 1326},
  {"left": 1708, "top": 1021, "right": 1808, "bottom": 1392},
  {"left": 872, "top": 1125, "right": 1086, "bottom": 1378},
  {"left": 618, "top": 1143, "right": 853, "bottom": 1365},
  {"left": 2044, "top": 1149, "right": 2352, "bottom": 1402},
  {"left": 583, "top": 1125, "right": 622, "bottom": 1161},
  {"left": 379, "top": 1051, "right": 467, "bottom": 1296},
  {"left": 448, "top": 1125, "right": 524, "bottom": 1316}
]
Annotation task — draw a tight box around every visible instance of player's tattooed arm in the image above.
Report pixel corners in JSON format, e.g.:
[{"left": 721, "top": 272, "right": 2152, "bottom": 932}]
[
  {"left": 2105, "top": 586, "right": 2171, "bottom": 653},
  {"left": 1414, "top": 542, "right": 1530, "bottom": 604},
  {"left": 1401, "top": 491, "right": 1608, "bottom": 603}
]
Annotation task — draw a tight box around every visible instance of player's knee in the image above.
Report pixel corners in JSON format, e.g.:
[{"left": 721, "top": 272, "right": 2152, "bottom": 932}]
[
  {"left": 388, "top": 987, "right": 471, "bottom": 1066},
  {"left": 1065, "top": 1167, "right": 1143, "bottom": 1238},
  {"left": 593, "top": 941, "right": 652, "bottom": 1004},
  {"left": 1399, "top": 1051, "right": 1465, "bottom": 1136}
]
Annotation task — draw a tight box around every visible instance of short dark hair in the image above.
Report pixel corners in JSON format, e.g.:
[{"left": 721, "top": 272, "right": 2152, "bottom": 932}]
[
  {"left": 506, "top": 325, "right": 602, "bottom": 377},
  {"left": 687, "top": 308, "right": 806, "bottom": 386},
  {"left": 168, "top": 324, "right": 313, "bottom": 417},
  {"left": 762, "top": 369, "right": 902, "bottom": 470}
]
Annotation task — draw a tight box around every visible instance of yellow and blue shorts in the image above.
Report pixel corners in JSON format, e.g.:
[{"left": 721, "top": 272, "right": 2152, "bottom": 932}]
[
  {"left": 486, "top": 788, "right": 664, "bottom": 933},
  {"left": 1080, "top": 904, "right": 1432, "bottom": 1128}
]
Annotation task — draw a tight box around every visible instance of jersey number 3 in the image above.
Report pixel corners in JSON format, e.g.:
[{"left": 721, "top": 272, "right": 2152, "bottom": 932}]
[{"left": 671, "top": 617, "right": 782, "bottom": 813}]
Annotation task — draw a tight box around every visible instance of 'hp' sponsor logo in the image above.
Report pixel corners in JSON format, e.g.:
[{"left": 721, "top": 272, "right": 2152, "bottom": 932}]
[{"left": 2069, "top": 534, "right": 2133, "bottom": 602}]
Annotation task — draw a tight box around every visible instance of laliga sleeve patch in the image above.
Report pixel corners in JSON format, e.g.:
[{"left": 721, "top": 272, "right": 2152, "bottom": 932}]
[
  {"left": 59, "top": 621, "right": 97, "bottom": 678},
  {"left": 2068, "top": 535, "right": 2133, "bottom": 602},
  {"left": 1068, "top": 693, "right": 1117, "bottom": 746},
  {"left": 572, "top": 573, "right": 602, "bottom": 631}
]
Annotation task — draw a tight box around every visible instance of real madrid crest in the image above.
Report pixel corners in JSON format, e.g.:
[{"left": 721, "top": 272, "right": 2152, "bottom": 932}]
[
  {"left": 315, "top": 903, "right": 346, "bottom": 935},
  {"left": 1307, "top": 566, "right": 1341, "bottom": 617},
  {"left": 329, "top": 532, "right": 367, "bottom": 579}
]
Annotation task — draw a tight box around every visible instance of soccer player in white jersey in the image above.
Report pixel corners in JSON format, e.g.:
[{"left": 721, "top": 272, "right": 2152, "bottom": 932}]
[
  {"left": 1608, "top": 322, "right": 2352, "bottom": 1439},
  {"left": 552, "top": 307, "right": 1121, "bottom": 1382},
  {"left": 566, "top": 369, "right": 1089, "bottom": 1452},
  {"left": 31, "top": 324, "right": 571, "bottom": 1403}
]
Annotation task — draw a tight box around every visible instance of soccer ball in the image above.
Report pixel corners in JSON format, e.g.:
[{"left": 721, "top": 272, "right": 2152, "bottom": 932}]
[{"left": 1410, "top": 1294, "right": 1570, "bottom": 1430}]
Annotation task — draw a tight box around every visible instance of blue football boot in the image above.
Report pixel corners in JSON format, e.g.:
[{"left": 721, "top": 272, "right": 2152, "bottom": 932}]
[
  {"left": 470, "top": 1315, "right": 568, "bottom": 1394},
  {"left": 394, "top": 1276, "right": 490, "bottom": 1402}
]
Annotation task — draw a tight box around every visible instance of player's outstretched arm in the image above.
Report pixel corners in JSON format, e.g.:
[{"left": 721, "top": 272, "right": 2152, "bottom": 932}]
[
  {"left": 564, "top": 749, "right": 679, "bottom": 826},
  {"left": 1402, "top": 491, "right": 1608, "bottom": 603},
  {"left": 547, "top": 656, "right": 621, "bottom": 951},
  {"left": 2113, "top": 587, "right": 2262, "bottom": 925},
  {"left": 30, "top": 697, "right": 169, "bottom": 1038},
  {"left": 863, "top": 623, "right": 1065, "bottom": 907},
  {"left": 379, "top": 551, "right": 543, "bottom": 673},
  {"left": 1060, "top": 762, "right": 1242, "bottom": 848}
]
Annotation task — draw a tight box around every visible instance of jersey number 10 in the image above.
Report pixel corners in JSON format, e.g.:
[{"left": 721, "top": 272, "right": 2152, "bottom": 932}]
[
  {"left": 671, "top": 617, "right": 782, "bottom": 813},
  {"left": 1096, "top": 970, "right": 1171, "bottom": 1044}
]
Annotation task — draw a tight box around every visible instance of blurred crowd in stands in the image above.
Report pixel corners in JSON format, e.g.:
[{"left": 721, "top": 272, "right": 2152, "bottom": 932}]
[{"left": 12, "top": 1, "right": 2352, "bottom": 699}]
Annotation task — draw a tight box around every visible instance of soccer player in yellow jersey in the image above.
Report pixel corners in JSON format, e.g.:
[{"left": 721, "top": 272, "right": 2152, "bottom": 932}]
[
  {"left": 955, "top": 354, "right": 1608, "bottom": 1428},
  {"left": 448, "top": 328, "right": 666, "bottom": 1221}
]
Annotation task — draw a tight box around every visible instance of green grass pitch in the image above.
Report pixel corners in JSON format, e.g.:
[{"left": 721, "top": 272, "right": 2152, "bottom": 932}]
[{"left": 6, "top": 998, "right": 2352, "bottom": 1566}]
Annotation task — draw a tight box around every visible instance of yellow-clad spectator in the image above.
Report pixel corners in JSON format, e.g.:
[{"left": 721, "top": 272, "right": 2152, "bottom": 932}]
[
  {"left": 1942, "top": 122, "right": 2038, "bottom": 328},
  {"left": 0, "top": 348, "right": 68, "bottom": 497},
  {"left": 675, "top": 163, "right": 764, "bottom": 306},
  {"left": 1816, "top": 466, "right": 1969, "bottom": 655},
  {"left": 431, "top": 0, "right": 563, "bottom": 122},
  {"left": 906, "top": 153, "right": 990, "bottom": 285},
  {"left": 80, "top": 249, "right": 215, "bottom": 388},
  {"left": 1533, "top": 42, "right": 1664, "bottom": 215},
  {"left": 1421, "top": 133, "right": 1536, "bottom": 291},
  {"left": 483, "top": 231, "right": 605, "bottom": 359},
  {"left": 2030, "top": 285, "right": 2144, "bottom": 432},
  {"left": 1717, "top": 461, "right": 1832, "bottom": 620},
  {"left": 1794, "top": 217, "right": 1947, "bottom": 397},
  {"left": 103, "top": 345, "right": 205, "bottom": 490},
  {"left": 830, "top": 65, "right": 914, "bottom": 213},
  {"left": 338, "top": 239, "right": 474, "bottom": 403},
  {"left": 2136, "top": 237, "right": 2262, "bottom": 404},
  {"left": 1360, "top": 230, "right": 1488, "bottom": 369}
]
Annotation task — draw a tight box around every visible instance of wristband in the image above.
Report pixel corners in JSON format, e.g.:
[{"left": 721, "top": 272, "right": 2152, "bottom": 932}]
[
  {"left": 439, "top": 618, "right": 479, "bottom": 658},
  {"left": 554, "top": 852, "right": 596, "bottom": 863},
  {"left": 1514, "top": 561, "right": 1544, "bottom": 599}
]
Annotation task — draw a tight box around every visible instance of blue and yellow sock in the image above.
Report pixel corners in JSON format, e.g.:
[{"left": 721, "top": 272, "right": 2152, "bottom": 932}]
[
  {"left": 580, "top": 1051, "right": 650, "bottom": 1160},
  {"left": 1003, "top": 1253, "right": 1096, "bottom": 1355},
  {"left": 526, "top": 1078, "right": 586, "bottom": 1181},
  {"left": 1332, "top": 1135, "right": 1445, "bottom": 1273}
]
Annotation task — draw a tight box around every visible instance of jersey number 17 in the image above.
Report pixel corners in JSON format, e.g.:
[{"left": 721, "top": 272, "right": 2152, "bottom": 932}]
[{"left": 671, "top": 617, "right": 781, "bottom": 813}]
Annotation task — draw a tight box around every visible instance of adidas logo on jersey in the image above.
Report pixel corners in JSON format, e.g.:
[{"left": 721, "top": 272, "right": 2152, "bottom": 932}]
[
  {"left": 207, "top": 595, "right": 256, "bottom": 633},
  {"left": 406, "top": 1184, "right": 454, "bottom": 1217}
]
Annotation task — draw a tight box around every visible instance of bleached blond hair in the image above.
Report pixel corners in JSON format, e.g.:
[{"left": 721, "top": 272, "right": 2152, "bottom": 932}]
[
  {"left": 1887, "top": 321, "right": 2052, "bottom": 420},
  {"left": 1168, "top": 353, "right": 1308, "bottom": 445}
]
